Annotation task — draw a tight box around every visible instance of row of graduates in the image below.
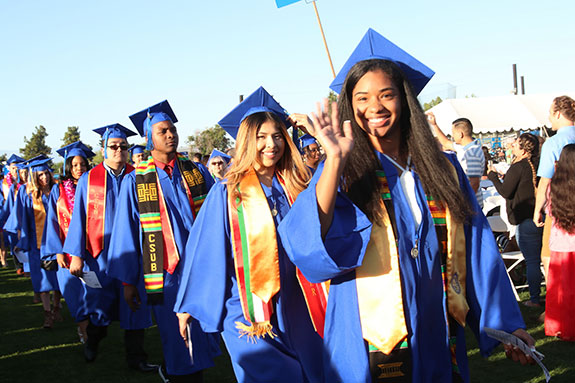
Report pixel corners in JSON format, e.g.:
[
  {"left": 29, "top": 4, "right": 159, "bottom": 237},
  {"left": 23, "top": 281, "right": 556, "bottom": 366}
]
[{"left": 4, "top": 28, "right": 536, "bottom": 383}]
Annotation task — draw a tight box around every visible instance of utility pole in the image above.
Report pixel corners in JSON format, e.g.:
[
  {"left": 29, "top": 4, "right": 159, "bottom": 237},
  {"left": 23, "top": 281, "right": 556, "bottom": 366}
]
[{"left": 512, "top": 64, "right": 518, "bottom": 95}]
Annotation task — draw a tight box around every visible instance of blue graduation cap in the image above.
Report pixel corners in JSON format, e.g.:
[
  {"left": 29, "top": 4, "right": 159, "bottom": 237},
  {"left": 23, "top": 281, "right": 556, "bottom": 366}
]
[
  {"left": 56, "top": 141, "right": 95, "bottom": 173},
  {"left": 93, "top": 124, "right": 136, "bottom": 159},
  {"left": 218, "top": 87, "right": 290, "bottom": 139},
  {"left": 208, "top": 149, "right": 231, "bottom": 165},
  {"left": 56, "top": 141, "right": 95, "bottom": 160},
  {"left": 129, "top": 100, "right": 178, "bottom": 151},
  {"left": 7, "top": 154, "right": 25, "bottom": 165},
  {"left": 329, "top": 28, "right": 435, "bottom": 95},
  {"left": 27, "top": 157, "right": 52, "bottom": 173},
  {"left": 128, "top": 145, "right": 146, "bottom": 155},
  {"left": 299, "top": 134, "right": 317, "bottom": 151}
]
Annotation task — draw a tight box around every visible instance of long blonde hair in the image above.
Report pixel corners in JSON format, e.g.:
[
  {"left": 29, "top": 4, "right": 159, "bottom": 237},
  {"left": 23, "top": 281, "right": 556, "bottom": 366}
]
[{"left": 225, "top": 112, "right": 310, "bottom": 203}]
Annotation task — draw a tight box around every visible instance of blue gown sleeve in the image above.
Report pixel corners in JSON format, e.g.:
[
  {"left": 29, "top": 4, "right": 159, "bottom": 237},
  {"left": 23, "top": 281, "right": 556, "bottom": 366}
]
[
  {"left": 62, "top": 173, "right": 89, "bottom": 259},
  {"left": 174, "top": 181, "right": 232, "bottom": 333},
  {"left": 15, "top": 188, "right": 33, "bottom": 251},
  {"left": 107, "top": 172, "right": 143, "bottom": 285},
  {"left": 445, "top": 153, "right": 526, "bottom": 356},
  {"left": 41, "top": 184, "right": 62, "bottom": 261},
  {"left": 278, "top": 161, "right": 372, "bottom": 283}
]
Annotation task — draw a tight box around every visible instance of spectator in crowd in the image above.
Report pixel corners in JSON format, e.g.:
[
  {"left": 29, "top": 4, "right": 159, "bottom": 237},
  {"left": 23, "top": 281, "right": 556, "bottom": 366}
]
[
  {"left": 427, "top": 113, "right": 486, "bottom": 207},
  {"left": 488, "top": 133, "right": 543, "bottom": 307},
  {"left": 533, "top": 96, "right": 575, "bottom": 276},
  {"left": 544, "top": 144, "right": 575, "bottom": 341}
]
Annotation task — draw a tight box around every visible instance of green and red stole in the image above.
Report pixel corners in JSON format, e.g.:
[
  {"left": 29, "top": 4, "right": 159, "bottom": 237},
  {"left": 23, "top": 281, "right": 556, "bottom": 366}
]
[
  {"left": 358, "top": 168, "right": 468, "bottom": 356},
  {"left": 86, "top": 163, "right": 135, "bottom": 258},
  {"left": 228, "top": 169, "right": 328, "bottom": 340},
  {"left": 136, "top": 154, "right": 207, "bottom": 304}
]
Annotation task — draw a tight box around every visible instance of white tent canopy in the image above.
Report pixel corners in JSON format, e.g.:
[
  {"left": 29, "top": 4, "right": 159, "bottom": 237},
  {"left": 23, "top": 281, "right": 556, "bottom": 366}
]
[{"left": 427, "top": 93, "right": 575, "bottom": 135}]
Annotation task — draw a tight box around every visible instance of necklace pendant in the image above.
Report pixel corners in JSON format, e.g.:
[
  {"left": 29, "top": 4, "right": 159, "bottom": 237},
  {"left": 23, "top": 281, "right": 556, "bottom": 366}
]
[{"left": 410, "top": 247, "right": 419, "bottom": 258}]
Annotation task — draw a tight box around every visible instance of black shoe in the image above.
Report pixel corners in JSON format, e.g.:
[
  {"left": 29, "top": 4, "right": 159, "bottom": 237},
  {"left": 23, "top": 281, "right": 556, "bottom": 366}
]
[
  {"left": 131, "top": 361, "right": 160, "bottom": 373},
  {"left": 84, "top": 343, "right": 98, "bottom": 362},
  {"left": 158, "top": 365, "right": 171, "bottom": 383}
]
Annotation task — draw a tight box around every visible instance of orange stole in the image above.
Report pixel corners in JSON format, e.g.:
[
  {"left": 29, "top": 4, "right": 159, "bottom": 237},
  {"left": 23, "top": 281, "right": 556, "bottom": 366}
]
[{"left": 31, "top": 194, "right": 47, "bottom": 250}]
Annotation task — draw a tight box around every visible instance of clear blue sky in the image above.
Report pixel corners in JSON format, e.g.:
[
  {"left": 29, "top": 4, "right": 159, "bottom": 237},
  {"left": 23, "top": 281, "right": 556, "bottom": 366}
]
[{"left": 1, "top": 0, "right": 574, "bottom": 156}]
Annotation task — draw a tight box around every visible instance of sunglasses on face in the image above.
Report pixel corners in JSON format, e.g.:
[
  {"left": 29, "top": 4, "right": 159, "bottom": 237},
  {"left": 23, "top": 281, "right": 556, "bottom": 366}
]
[
  {"left": 107, "top": 144, "right": 129, "bottom": 152},
  {"left": 211, "top": 161, "right": 224, "bottom": 166}
]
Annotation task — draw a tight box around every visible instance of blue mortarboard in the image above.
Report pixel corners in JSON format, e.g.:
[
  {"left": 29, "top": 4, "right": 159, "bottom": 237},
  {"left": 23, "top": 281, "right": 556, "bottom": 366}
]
[
  {"left": 208, "top": 149, "right": 231, "bottom": 165},
  {"left": 27, "top": 157, "right": 52, "bottom": 173},
  {"left": 7, "top": 154, "right": 25, "bottom": 165},
  {"left": 56, "top": 141, "right": 95, "bottom": 160},
  {"left": 93, "top": 123, "right": 136, "bottom": 140},
  {"left": 129, "top": 100, "right": 178, "bottom": 150},
  {"left": 128, "top": 145, "right": 146, "bottom": 155},
  {"left": 56, "top": 141, "right": 95, "bottom": 173},
  {"left": 218, "top": 87, "right": 290, "bottom": 139},
  {"left": 330, "top": 28, "right": 435, "bottom": 95},
  {"left": 299, "top": 134, "right": 317, "bottom": 151},
  {"left": 93, "top": 124, "right": 136, "bottom": 159}
]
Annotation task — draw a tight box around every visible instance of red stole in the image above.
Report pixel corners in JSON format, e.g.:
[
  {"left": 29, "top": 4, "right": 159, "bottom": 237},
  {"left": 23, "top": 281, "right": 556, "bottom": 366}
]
[{"left": 86, "top": 163, "right": 134, "bottom": 258}]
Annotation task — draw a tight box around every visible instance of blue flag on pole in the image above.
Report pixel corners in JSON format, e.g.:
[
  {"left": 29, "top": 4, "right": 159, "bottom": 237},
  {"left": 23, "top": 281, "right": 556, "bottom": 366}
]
[{"left": 276, "top": 0, "right": 301, "bottom": 8}]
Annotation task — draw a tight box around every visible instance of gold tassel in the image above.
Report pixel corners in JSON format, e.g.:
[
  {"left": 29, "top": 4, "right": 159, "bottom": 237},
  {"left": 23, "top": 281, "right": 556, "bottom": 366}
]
[{"left": 235, "top": 321, "right": 277, "bottom": 342}]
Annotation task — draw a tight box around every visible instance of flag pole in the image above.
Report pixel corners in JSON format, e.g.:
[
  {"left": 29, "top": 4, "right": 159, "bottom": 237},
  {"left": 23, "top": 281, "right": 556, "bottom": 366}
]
[{"left": 311, "top": 1, "right": 336, "bottom": 78}]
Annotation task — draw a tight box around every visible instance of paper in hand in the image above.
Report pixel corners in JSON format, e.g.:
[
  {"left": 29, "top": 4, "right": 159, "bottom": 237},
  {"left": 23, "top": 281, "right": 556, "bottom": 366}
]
[
  {"left": 79, "top": 271, "right": 102, "bottom": 288},
  {"left": 484, "top": 327, "right": 550, "bottom": 382},
  {"left": 187, "top": 322, "right": 194, "bottom": 365}
]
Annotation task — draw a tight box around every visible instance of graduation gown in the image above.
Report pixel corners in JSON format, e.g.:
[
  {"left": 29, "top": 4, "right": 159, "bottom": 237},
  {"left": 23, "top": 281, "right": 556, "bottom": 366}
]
[
  {"left": 6, "top": 185, "right": 59, "bottom": 293},
  {"left": 41, "top": 183, "right": 87, "bottom": 322},
  {"left": 108, "top": 161, "right": 218, "bottom": 376},
  {"left": 62, "top": 165, "right": 152, "bottom": 329},
  {"left": 175, "top": 177, "right": 324, "bottom": 383},
  {"left": 2, "top": 183, "right": 23, "bottom": 250},
  {"left": 278, "top": 152, "right": 526, "bottom": 383}
]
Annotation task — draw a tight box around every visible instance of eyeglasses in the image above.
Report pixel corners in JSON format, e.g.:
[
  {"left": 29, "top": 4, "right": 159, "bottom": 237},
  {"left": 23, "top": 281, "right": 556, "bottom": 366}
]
[
  {"left": 211, "top": 161, "right": 224, "bottom": 166},
  {"left": 107, "top": 144, "right": 129, "bottom": 152}
]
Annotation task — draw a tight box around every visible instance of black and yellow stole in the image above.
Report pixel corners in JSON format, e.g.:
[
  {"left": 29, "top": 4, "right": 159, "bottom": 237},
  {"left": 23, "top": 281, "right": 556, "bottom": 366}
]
[{"left": 135, "top": 154, "right": 207, "bottom": 304}]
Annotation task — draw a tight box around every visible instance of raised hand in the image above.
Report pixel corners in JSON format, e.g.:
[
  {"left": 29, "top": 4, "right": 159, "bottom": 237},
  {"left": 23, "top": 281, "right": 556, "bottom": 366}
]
[
  {"left": 310, "top": 99, "right": 354, "bottom": 165},
  {"left": 288, "top": 113, "right": 314, "bottom": 135}
]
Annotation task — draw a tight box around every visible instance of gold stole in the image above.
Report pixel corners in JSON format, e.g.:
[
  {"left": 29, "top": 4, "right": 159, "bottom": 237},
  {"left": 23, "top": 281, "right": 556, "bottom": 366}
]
[
  {"left": 356, "top": 166, "right": 469, "bottom": 354},
  {"left": 31, "top": 194, "right": 46, "bottom": 250}
]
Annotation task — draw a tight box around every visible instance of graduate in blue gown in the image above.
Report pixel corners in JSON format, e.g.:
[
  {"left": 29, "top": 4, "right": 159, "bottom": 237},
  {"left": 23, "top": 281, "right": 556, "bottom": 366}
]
[
  {"left": 108, "top": 100, "right": 217, "bottom": 381},
  {"left": 278, "top": 29, "right": 535, "bottom": 383},
  {"left": 175, "top": 88, "right": 325, "bottom": 383},
  {"left": 128, "top": 144, "right": 146, "bottom": 167},
  {"left": 63, "top": 125, "right": 156, "bottom": 371},
  {"left": 42, "top": 141, "right": 94, "bottom": 342},
  {"left": 6, "top": 157, "right": 61, "bottom": 328},
  {"left": 2, "top": 159, "right": 27, "bottom": 271}
]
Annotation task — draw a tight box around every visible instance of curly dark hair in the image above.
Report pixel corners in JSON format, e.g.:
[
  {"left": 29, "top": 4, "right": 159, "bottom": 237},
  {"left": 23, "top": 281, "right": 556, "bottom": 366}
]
[
  {"left": 517, "top": 133, "right": 540, "bottom": 192},
  {"left": 550, "top": 144, "right": 575, "bottom": 234},
  {"left": 337, "top": 59, "right": 473, "bottom": 224},
  {"left": 552, "top": 95, "right": 575, "bottom": 122}
]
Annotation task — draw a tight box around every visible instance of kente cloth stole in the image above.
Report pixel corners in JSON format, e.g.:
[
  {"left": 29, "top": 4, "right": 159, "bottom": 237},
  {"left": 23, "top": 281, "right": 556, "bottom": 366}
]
[
  {"left": 228, "top": 169, "right": 328, "bottom": 339},
  {"left": 356, "top": 168, "right": 468, "bottom": 355},
  {"left": 31, "top": 193, "right": 46, "bottom": 250},
  {"left": 57, "top": 183, "right": 75, "bottom": 264},
  {"left": 135, "top": 155, "right": 207, "bottom": 303}
]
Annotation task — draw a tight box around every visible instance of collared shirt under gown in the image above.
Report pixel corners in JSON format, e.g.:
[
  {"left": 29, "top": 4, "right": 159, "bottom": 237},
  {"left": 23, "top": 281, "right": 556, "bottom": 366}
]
[{"left": 278, "top": 152, "right": 526, "bottom": 383}]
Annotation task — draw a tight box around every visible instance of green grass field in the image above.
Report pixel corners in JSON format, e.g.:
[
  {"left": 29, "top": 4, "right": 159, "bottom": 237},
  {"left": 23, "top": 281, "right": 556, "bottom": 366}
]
[{"left": 0, "top": 263, "right": 573, "bottom": 383}]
